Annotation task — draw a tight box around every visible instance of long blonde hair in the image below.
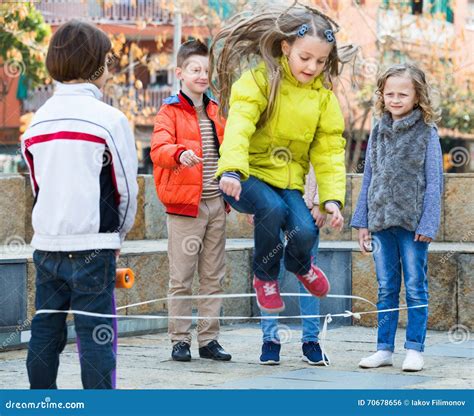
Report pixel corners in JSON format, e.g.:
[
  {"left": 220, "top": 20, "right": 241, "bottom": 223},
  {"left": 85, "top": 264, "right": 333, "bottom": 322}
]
[
  {"left": 209, "top": 1, "right": 358, "bottom": 124},
  {"left": 374, "top": 63, "right": 441, "bottom": 124}
]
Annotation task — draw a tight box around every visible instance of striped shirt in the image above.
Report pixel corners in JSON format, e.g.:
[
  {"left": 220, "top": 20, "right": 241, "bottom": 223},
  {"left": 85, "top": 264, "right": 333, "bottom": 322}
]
[{"left": 196, "top": 104, "right": 221, "bottom": 199}]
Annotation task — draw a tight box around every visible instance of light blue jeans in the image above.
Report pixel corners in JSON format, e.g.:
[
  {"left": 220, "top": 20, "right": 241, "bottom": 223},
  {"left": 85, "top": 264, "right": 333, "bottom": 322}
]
[
  {"left": 261, "top": 235, "right": 321, "bottom": 343},
  {"left": 372, "top": 227, "right": 429, "bottom": 352}
]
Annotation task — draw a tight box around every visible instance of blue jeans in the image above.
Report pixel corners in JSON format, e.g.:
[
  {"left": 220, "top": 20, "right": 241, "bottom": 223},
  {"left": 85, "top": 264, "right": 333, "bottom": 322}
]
[
  {"left": 223, "top": 176, "right": 318, "bottom": 281},
  {"left": 261, "top": 240, "right": 321, "bottom": 343},
  {"left": 27, "top": 249, "right": 116, "bottom": 389},
  {"left": 372, "top": 227, "right": 429, "bottom": 352}
]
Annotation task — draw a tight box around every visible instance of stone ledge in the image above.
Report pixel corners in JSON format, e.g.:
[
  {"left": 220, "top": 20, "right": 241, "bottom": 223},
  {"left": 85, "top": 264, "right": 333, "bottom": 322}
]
[{"left": 2, "top": 239, "right": 473, "bottom": 262}]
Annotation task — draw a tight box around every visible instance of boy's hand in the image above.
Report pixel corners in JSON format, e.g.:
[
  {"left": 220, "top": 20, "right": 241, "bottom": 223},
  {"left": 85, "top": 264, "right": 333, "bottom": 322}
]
[
  {"left": 415, "top": 234, "right": 432, "bottom": 243},
  {"left": 219, "top": 176, "right": 242, "bottom": 201},
  {"left": 311, "top": 205, "right": 327, "bottom": 229},
  {"left": 324, "top": 202, "right": 344, "bottom": 232},
  {"left": 358, "top": 228, "right": 371, "bottom": 255},
  {"left": 179, "top": 150, "right": 203, "bottom": 167},
  {"left": 246, "top": 214, "right": 254, "bottom": 225}
]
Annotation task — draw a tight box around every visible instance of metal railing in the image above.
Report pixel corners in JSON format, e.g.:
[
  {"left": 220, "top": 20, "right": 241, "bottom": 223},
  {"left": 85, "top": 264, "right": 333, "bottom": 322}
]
[
  {"left": 22, "top": 83, "right": 172, "bottom": 123},
  {"left": 35, "top": 0, "right": 204, "bottom": 25}
]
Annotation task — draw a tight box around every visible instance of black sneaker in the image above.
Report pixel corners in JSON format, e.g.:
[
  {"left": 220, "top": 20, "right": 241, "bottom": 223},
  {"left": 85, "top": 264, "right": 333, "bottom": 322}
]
[
  {"left": 199, "top": 340, "right": 232, "bottom": 361},
  {"left": 259, "top": 341, "right": 281, "bottom": 365},
  {"left": 302, "top": 341, "right": 330, "bottom": 365},
  {"left": 172, "top": 342, "right": 191, "bottom": 362}
]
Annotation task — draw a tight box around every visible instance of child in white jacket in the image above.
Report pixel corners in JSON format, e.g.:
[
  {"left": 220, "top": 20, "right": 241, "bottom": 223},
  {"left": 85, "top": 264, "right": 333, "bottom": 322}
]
[{"left": 22, "top": 20, "right": 138, "bottom": 389}]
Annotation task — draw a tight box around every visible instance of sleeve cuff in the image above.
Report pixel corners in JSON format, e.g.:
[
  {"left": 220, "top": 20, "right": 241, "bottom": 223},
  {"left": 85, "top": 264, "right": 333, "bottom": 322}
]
[
  {"left": 324, "top": 200, "right": 342, "bottom": 209},
  {"left": 221, "top": 171, "right": 241, "bottom": 181},
  {"left": 174, "top": 148, "right": 187, "bottom": 164}
]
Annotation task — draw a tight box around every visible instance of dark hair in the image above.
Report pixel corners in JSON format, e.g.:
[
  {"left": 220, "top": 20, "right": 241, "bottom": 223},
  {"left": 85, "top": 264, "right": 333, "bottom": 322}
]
[
  {"left": 46, "top": 20, "right": 111, "bottom": 82},
  {"left": 177, "top": 39, "right": 209, "bottom": 68}
]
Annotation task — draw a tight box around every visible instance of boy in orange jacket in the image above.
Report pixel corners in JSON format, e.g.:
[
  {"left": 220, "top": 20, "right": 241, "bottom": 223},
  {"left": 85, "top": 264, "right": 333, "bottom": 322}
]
[{"left": 150, "top": 40, "right": 230, "bottom": 362}]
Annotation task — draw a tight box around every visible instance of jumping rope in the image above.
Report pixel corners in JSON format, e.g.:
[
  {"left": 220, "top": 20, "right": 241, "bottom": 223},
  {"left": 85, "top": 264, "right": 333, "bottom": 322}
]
[{"left": 35, "top": 293, "right": 428, "bottom": 367}]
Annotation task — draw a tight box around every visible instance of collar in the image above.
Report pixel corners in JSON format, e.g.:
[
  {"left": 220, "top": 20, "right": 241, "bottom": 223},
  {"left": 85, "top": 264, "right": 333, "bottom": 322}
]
[
  {"left": 179, "top": 90, "right": 212, "bottom": 112},
  {"left": 379, "top": 108, "right": 423, "bottom": 134},
  {"left": 54, "top": 82, "right": 103, "bottom": 99},
  {"left": 279, "top": 55, "right": 324, "bottom": 90}
]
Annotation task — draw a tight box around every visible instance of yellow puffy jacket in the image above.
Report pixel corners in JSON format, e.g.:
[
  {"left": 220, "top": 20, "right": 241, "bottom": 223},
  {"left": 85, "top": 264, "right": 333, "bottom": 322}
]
[{"left": 216, "top": 56, "right": 346, "bottom": 211}]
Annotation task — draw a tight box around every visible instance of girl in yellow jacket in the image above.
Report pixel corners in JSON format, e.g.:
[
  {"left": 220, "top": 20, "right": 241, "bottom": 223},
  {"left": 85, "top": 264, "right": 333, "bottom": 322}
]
[{"left": 210, "top": 2, "right": 355, "bottom": 313}]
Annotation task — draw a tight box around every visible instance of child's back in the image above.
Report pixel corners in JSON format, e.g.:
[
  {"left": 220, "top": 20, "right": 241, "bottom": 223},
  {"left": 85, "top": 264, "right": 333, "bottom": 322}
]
[
  {"left": 23, "top": 83, "right": 138, "bottom": 250},
  {"left": 22, "top": 20, "right": 138, "bottom": 390}
]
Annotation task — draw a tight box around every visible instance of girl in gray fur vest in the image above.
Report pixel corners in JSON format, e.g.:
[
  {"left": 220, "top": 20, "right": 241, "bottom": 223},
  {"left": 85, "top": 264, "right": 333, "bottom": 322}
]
[{"left": 351, "top": 63, "right": 443, "bottom": 372}]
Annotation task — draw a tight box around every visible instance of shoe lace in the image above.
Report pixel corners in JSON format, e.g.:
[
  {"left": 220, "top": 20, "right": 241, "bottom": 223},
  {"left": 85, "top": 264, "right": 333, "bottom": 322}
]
[
  {"left": 303, "top": 269, "right": 318, "bottom": 284},
  {"left": 263, "top": 282, "right": 277, "bottom": 296}
]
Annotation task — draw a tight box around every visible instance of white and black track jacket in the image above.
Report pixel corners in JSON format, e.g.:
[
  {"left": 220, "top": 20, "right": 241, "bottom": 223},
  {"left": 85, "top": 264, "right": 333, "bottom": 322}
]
[{"left": 21, "top": 83, "right": 138, "bottom": 251}]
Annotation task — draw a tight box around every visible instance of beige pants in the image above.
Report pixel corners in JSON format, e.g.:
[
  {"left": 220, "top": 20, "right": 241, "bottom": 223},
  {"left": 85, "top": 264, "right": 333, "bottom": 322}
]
[{"left": 167, "top": 196, "right": 226, "bottom": 347}]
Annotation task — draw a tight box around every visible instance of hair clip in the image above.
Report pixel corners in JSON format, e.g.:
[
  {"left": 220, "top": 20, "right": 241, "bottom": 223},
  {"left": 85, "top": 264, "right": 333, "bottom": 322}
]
[
  {"left": 324, "top": 29, "right": 335, "bottom": 42},
  {"left": 297, "top": 24, "right": 309, "bottom": 38}
]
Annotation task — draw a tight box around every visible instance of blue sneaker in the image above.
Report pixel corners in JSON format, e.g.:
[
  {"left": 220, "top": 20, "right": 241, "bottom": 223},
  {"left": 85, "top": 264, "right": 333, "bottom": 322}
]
[
  {"left": 260, "top": 341, "right": 281, "bottom": 365},
  {"left": 302, "top": 341, "right": 330, "bottom": 365}
]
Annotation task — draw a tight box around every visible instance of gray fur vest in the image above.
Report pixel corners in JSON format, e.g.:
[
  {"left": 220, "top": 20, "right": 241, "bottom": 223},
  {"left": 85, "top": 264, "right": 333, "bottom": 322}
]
[{"left": 368, "top": 109, "right": 431, "bottom": 233}]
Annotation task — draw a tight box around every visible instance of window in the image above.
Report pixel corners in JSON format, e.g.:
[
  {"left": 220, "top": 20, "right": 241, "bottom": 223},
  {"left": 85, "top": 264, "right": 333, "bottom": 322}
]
[
  {"left": 383, "top": 0, "right": 453, "bottom": 22},
  {"left": 467, "top": 0, "right": 474, "bottom": 30},
  {"left": 429, "top": 0, "right": 453, "bottom": 23}
]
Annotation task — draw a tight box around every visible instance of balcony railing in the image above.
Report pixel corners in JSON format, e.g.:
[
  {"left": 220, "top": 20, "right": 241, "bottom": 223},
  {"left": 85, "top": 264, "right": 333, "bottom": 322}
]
[
  {"left": 22, "top": 85, "right": 54, "bottom": 113},
  {"left": 23, "top": 84, "right": 173, "bottom": 124},
  {"left": 36, "top": 0, "right": 174, "bottom": 25},
  {"left": 377, "top": 9, "right": 455, "bottom": 46}
]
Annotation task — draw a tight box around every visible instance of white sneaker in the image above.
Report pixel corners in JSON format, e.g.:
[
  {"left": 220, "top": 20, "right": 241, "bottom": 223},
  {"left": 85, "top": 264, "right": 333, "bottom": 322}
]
[
  {"left": 402, "top": 349, "right": 424, "bottom": 372},
  {"left": 359, "top": 350, "right": 393, "bottom": 368}
]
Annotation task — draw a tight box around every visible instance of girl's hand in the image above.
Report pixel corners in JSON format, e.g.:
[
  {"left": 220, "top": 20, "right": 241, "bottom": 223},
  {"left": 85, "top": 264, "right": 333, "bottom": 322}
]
[
  {"left": 415, "top": 234, "right": 432, "bottom": 243},
  {"left": 358, "top": 228, "right": 371, "bottom": 255},
  {"left": 246, "top": 214, "right": 254, "bottom": 225},
  {"left": 311, "top": 205, "right": 327, "bottom": 229},
  {"left": 324, "top": 202, "right": 344, "bottom": 232},
  {"left": 179, "top": 150, "right": 203, "bottom": 167},
  {"left": 219, "top": 176, "right": 242, "bottom": 201}
]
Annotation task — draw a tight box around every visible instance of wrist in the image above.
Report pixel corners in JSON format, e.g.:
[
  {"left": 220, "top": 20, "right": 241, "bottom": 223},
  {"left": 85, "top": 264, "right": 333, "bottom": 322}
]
[
  {"left": 176, "top": 149, "right": 187, "bottom": 163},
  {"left": 221, "top": 171, "right": 241, "bottom": 182},
  {"left": 325, "top": 200, "right": 342, "bottom": 209}
]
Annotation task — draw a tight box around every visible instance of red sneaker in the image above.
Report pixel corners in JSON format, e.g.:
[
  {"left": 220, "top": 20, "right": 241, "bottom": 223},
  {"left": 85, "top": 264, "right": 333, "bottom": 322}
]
[
  {"left": 296, "top": 264, "right": 331, "bottom": 298},
  {"left": 253, "top": 276, "right": 285, "bottom": 313}
]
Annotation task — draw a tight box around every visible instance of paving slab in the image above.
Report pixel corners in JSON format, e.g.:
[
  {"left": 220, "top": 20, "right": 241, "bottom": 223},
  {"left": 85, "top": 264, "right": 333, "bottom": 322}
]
[
  {"left": 0, "top": 325, "right": 472, "bottom": 390},
  {"left": 216, "top": 367, "right": 430, "bottom": 389}
]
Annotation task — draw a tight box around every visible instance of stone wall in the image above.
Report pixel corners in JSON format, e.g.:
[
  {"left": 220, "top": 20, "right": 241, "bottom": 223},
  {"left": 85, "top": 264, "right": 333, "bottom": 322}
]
[
  {"left": 1, "top": 173, "right": 473, "bottom": 333},
  {"left": 1, "top": 173, "right": 472, "bottom": 245}
]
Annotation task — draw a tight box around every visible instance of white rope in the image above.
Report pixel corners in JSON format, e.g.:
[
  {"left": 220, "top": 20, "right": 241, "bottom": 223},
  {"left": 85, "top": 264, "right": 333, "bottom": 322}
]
[
  {"left": 35, "top": 292, "right": 427, "bottom": 363},
  {"left": 35, "top": 300, "right": 428, "bottom": 367},
  {"left": 115, "top": 293, "right": 377, "bottom": 312}
]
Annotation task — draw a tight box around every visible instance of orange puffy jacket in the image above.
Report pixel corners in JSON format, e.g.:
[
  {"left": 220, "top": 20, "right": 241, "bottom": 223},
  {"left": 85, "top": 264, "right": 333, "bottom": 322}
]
[{"left": 150, "top": 92, "right": 226, "bottom": 217}]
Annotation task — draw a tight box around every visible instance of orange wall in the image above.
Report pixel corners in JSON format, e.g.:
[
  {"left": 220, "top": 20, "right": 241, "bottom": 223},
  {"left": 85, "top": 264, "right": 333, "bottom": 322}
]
[{"left": 0, "top": 66, "right": 21, "bottom": 129}]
